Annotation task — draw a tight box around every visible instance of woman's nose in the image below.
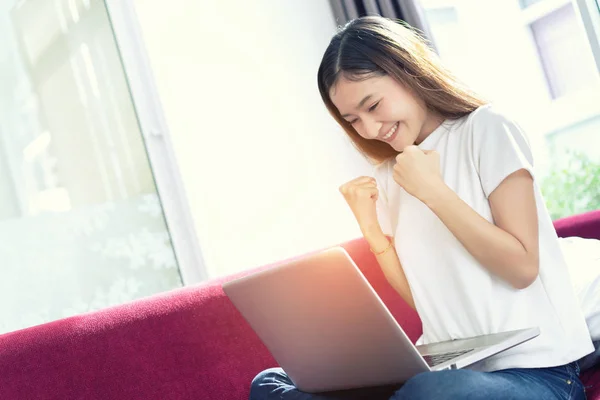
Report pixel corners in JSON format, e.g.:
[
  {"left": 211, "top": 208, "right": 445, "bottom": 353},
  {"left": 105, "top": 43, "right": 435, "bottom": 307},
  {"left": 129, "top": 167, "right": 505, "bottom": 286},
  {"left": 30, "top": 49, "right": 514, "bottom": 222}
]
[{"left": 363, "top": 119, "right": 382, "bottom": 140}]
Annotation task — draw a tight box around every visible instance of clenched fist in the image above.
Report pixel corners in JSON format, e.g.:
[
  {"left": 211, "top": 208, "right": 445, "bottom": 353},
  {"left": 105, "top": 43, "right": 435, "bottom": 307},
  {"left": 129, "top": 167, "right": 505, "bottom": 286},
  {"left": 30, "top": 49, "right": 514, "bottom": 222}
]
[
  {"left": 393, "top": 146, "right": 444, "bottom": 202},
  {"left": 339, "top": 176, "right": 382, "bottom": 235}
]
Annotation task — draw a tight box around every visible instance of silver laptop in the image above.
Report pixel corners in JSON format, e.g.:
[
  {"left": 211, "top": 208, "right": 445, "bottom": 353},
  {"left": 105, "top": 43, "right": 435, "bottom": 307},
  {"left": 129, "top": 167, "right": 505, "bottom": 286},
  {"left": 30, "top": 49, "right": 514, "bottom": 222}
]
[{"left": 222, "top": 247, "right": 539, "bottom": 393}]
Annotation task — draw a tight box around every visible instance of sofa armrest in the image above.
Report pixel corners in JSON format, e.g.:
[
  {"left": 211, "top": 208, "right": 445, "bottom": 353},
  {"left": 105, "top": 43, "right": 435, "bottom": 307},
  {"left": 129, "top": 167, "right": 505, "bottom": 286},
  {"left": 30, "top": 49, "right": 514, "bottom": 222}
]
[{"left": 554, "top": 209, "right": 600, "bottom": 240}]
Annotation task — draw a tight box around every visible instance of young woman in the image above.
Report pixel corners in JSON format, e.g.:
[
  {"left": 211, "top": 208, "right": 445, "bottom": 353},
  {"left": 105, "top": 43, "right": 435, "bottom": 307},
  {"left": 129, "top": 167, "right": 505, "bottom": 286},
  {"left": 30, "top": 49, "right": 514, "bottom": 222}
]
[{"left": 250, "top": 16, "right": 593, "bottom": 400}]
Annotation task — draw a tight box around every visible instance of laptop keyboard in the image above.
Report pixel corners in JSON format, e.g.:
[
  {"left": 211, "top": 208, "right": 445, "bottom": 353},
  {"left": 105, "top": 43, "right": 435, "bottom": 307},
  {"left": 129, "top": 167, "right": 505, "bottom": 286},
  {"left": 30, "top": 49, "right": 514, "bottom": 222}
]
[{"left": 423, "top": 349, "right": 474, "bottom": 367}]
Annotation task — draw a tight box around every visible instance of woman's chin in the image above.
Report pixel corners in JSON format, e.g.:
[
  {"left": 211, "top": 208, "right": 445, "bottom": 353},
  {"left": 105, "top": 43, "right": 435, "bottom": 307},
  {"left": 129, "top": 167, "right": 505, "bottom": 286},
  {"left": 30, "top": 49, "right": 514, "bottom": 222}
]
[
  {"left": 390, "top": 141, "right": 408, "bottom": 152},
  {"left": 391, "top": 136, "right": 419, "bottom": 152}
]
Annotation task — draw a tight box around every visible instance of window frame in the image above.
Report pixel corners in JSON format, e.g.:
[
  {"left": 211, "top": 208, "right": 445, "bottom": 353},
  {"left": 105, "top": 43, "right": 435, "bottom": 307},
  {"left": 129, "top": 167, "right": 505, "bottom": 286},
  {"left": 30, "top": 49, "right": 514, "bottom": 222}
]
[
  {"left": 574, "top": 0, "right": 600, "bottom": 71},
  {"left": 104, "top": 0, "right": 209, "bottom": 285},
  {"left": 520, "top": 0, "right": 600, "bottom": 133}
]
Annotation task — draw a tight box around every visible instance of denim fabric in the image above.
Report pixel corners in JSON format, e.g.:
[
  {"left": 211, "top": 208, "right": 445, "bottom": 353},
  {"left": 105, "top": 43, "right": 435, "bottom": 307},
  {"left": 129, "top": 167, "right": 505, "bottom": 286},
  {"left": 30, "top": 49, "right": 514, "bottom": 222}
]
[{"left": 250, "top": 362, "right": 585, "bottom": 400}]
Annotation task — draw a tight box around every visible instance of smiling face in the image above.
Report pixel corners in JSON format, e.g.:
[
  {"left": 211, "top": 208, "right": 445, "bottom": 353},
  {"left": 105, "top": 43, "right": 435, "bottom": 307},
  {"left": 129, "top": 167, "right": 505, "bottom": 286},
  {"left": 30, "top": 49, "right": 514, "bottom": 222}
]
[{"left": 330, "top": 74, "right": 443, "bottom": 152}]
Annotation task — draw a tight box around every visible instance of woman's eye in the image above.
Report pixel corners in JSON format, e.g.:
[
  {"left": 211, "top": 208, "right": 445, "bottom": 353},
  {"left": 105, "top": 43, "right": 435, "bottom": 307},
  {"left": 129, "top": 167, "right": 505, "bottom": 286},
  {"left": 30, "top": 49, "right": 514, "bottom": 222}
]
[
  {"left": 349, "top": 119, "right": 358, "bottom": 125},
  {"left": 368, "top": 102, "right": 380, "bottom": 112}
]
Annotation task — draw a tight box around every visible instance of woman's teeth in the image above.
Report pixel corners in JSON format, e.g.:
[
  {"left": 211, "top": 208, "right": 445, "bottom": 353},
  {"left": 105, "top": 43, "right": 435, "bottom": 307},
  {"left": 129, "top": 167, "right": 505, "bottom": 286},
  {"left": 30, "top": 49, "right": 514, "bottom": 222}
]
[{"left": 382, "top": 123, "right": 398, "bottom": 140}]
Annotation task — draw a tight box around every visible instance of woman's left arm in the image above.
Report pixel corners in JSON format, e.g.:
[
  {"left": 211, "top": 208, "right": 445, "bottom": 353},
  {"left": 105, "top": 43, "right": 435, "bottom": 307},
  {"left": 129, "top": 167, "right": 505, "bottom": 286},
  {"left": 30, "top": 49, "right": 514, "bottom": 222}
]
[
  {"left": 394, "top": 145, "right": 539, "bottom": 290},
  {"left": 424, "top": 168, "right": 539, "bottom": 289}
]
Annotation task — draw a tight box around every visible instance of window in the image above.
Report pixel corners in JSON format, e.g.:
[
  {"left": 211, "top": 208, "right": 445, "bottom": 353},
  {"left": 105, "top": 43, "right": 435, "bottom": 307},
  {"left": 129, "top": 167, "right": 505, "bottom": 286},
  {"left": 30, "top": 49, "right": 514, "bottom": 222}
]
[
  {"left": 423, "top": 0, "right": 600, "bottom": 219},
  {"left": 528, "top": 2, "right": 598, "bottom": 99},
  {"left": 0, "top": 0, "right": 184, "bottom": 334}
]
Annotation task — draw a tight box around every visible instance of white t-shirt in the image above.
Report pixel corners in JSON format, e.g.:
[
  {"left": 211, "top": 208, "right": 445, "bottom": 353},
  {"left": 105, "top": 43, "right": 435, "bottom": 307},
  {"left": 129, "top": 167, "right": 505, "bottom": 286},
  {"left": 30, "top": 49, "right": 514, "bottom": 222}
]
[{"left": 373, "top": 104, "right": 594, "bottom": 372}]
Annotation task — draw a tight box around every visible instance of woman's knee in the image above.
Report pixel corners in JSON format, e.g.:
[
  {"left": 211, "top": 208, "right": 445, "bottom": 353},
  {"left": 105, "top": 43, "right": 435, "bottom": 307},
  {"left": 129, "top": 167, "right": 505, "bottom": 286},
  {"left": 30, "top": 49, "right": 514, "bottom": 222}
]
[
  {"left": 249, "top": 367, "right": 290, "bottom": 399},
  {"left": 391, "top": 370, "right": 479, "bottom": 400},
  {"left": 391, "top": 371, "right": 438, "bottom": 400}
]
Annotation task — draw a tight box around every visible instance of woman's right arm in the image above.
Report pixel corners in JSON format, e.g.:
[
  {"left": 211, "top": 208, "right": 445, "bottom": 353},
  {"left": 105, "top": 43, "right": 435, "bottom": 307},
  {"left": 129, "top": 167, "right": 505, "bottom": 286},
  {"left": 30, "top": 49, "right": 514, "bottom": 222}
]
[
  {"left": 364, "top": 228, "right": 415, "bottom": 310},
  {"left": 339, "top": 177, "right": 415, "bottom": 310}
]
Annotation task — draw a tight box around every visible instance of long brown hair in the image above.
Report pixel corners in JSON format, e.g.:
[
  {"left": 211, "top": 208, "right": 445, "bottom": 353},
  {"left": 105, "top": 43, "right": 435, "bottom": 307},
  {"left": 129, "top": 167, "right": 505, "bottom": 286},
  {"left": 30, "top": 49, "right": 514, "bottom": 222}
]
[{"left": 317, "top": 16, "right": 486, "bottom": 163}]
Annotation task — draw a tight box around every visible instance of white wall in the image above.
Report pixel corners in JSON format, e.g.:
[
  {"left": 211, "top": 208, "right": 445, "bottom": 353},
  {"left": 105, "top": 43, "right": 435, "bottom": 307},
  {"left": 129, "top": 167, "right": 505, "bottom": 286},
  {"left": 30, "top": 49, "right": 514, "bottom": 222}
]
[{"left": 132, "top": 1, "right": 372, "bottom": 278}]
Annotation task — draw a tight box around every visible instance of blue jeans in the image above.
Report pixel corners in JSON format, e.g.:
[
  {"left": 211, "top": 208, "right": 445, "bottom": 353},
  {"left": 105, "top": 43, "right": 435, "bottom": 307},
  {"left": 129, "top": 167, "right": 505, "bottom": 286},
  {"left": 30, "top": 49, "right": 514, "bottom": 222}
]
[{"left": 249, "top": 362, "right": 585, "bottom": 400}]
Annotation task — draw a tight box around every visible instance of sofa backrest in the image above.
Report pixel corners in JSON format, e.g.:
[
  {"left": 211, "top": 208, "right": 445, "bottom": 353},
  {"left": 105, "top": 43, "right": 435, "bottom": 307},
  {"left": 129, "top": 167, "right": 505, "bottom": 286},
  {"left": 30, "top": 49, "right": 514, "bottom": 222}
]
[
  {"left": 0, "top": 281, "right": 273, "bottom": 400},
  {"left": 341, "top": 238, "right": 423, "bottom": 343},
  {"left": 554, "top": 210, "right": 600, "bottom": 240}
]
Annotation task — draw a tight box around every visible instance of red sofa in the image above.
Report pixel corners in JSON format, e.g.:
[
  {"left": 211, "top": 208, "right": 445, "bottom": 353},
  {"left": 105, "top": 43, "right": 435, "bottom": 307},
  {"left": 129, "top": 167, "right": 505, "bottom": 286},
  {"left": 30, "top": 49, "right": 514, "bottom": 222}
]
[{"left": 1, "top": 210, "right": 599, "bottom": 400}]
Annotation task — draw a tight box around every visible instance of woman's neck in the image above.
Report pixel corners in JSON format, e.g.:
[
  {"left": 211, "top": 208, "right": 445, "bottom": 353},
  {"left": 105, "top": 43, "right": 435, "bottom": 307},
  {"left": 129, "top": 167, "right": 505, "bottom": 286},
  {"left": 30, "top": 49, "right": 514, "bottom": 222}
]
[{"left": 415, "top": 111, "right": 446, "bottom": 145}]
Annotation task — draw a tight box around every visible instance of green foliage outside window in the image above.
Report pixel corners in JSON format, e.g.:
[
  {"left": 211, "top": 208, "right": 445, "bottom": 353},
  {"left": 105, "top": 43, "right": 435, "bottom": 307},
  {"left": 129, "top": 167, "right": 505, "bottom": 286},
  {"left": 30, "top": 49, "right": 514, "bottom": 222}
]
[{"left": 541, "top": 151, "right": 600, "bottom": 220}]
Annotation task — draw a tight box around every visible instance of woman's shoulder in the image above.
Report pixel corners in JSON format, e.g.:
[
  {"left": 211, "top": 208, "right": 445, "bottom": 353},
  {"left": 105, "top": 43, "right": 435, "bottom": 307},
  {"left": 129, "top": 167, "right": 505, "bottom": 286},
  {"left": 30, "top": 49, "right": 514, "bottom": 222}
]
[
  {"left": 464, "top": 104, "right": 515, "bottom": 127},
  {"left": 456, "top": 104, "right": 529, "bottom": 149},
  {"left": 461, "top": 104, "right": 533, "bottom": 161}
]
